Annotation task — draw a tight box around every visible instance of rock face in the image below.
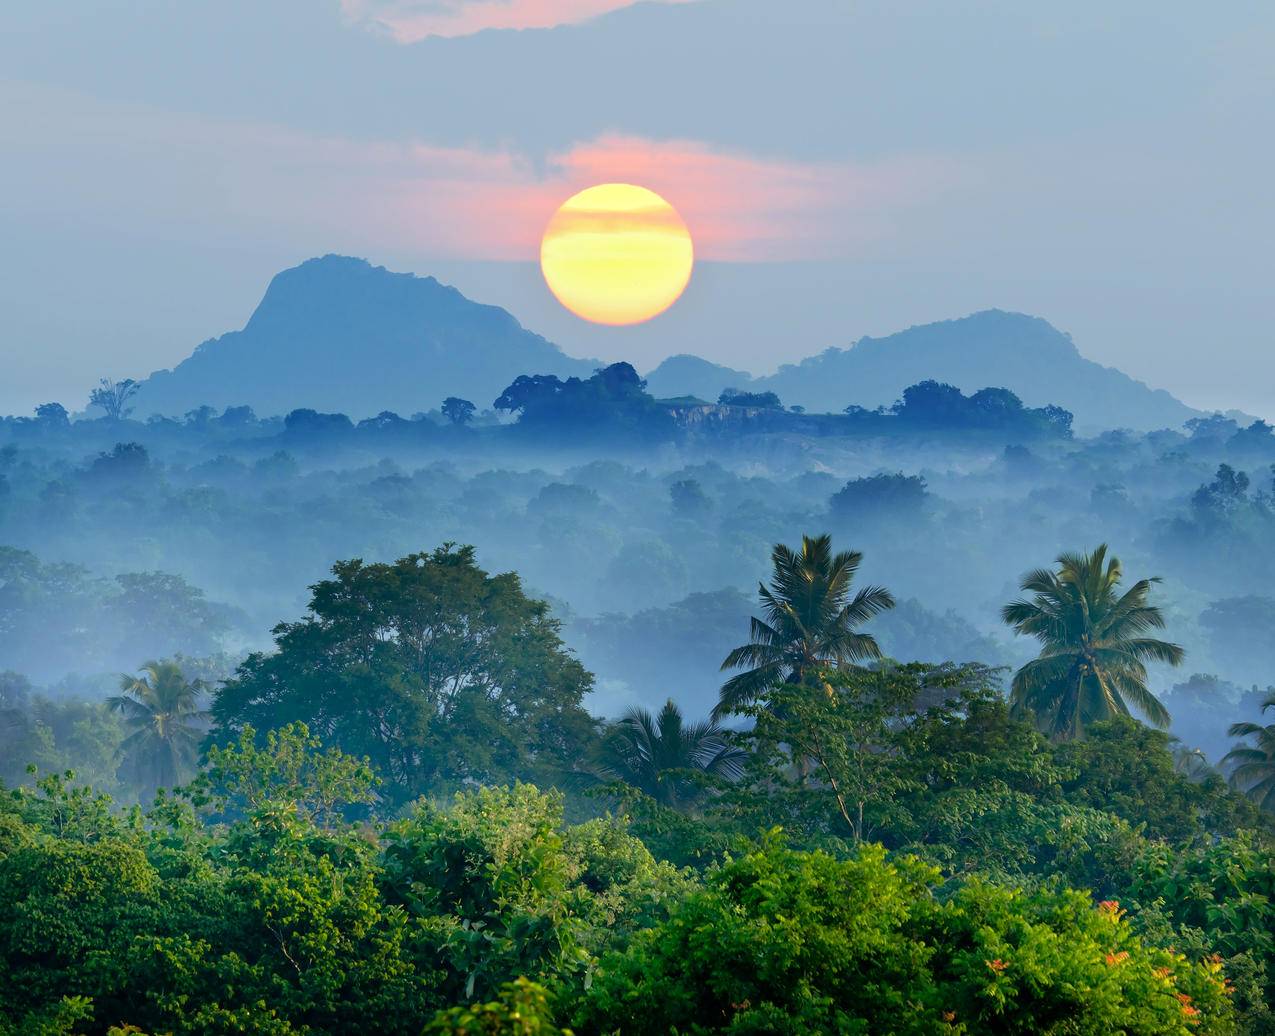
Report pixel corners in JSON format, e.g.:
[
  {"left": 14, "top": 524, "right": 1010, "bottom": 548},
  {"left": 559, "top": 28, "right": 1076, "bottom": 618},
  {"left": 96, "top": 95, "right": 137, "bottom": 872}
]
[
  {"left": 749, "top": 310, "right": 1198, "bottom": 431},
  {"left": 133, "top": 256, "right": 598, "bottom": 419}
]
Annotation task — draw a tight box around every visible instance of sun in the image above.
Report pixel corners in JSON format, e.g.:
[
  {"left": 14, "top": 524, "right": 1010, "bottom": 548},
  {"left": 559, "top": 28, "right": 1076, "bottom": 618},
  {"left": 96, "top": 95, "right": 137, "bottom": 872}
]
[{"left": 540, "top": 183, "right": 694, "bottom": 326}]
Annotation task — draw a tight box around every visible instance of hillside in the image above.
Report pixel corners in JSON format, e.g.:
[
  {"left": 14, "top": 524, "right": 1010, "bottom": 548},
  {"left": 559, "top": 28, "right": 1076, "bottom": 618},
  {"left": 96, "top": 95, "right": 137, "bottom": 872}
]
[
  {"left": 644, "top": 354, "right": 754, "bottom": 403},
  {"left": 133, "top": 256, "right": 598, "bottom": 418},
  {"left": 750, "top": 311, "right": 1198, "bottom": 431}
]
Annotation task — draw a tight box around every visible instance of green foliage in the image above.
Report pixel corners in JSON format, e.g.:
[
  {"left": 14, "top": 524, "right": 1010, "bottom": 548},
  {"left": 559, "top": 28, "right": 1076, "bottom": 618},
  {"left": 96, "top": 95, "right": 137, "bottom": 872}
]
[
  {"left": 1004, "top": 545, "right": 1184, "bottom": 739},
  {"left": 189, "top": 722, "right": 379, "bottom": 825},
  {"left": 424, "top": 979, "right": 570, "bottom": 1035},
  {"left": 1056, "top": 718, "right": 1261, "bottom": 842},
  {"left": 109, "top": 660, "right": 207, "bottom": 798},
  {"left": 1223, "top": 689, "right": 1275, "bottom": 812},
  {"left": 587, "top": 699, "right": 743, "bottom": 808},
  {"left": 580, "top": 837, "right": 1232, "bottom": 1034},
  {"left": 717, "top": 533, "right": 895, "bottom": 717},
  {"left": 1131, "top": 834, "right": 1275, "bottom": 1032},
  {"left": 211, "top": 544, "right": 597, "bottom": 803}
]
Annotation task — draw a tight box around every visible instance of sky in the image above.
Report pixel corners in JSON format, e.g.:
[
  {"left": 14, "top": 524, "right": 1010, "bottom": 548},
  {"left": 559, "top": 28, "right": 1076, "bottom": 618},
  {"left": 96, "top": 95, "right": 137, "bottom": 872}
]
[{"left": 1, "top": 0, "right": 1272, "bottom": 417}]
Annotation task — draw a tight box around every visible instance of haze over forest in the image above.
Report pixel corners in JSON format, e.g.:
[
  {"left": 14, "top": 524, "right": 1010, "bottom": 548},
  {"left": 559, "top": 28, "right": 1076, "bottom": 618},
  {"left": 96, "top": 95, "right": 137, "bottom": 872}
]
[{"left": 3, "top": 3, "right": 1274, "bottom": 1034}]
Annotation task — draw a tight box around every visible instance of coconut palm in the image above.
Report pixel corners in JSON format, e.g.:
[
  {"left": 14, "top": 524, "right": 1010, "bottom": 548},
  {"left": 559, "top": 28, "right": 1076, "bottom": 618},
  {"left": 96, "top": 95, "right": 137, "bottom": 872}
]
[
  {"left": 108, "top": 660, "right": 208, "bottom": 795},
  {"left": 1002, "top": 544, "right": 1182, "bottom": 740},
  {"left": 1222, "top": 690, "right": 1275, "bottom": 812},
  {"left": 716, "top": 533, "right": 894, "bottom": 719},
  {"left": 592, "top": 699, "right": 744, "bottom": 808}
]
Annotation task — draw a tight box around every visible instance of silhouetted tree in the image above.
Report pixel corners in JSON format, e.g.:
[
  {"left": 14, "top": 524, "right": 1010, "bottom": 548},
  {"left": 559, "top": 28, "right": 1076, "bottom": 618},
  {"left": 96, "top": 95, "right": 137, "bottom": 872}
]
[
  {"left": 88, "top": 377, "right": 139, "bottom": 421},
  {"left": 33, "top": 402, "right": 69, "bottom": 428},
  {"left": 441, "top": 397, "right": 477, "bottom": 426}
]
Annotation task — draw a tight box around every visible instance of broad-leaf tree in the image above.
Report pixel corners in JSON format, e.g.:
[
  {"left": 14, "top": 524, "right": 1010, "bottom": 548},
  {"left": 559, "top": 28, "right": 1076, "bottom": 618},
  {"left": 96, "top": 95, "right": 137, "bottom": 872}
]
[
  {"left": 1223, "top": 690, "right": 1275, "bottom": 812},
  {"left": 716, "top": 533, "right": 894, "bottom": 718},
  {"left": 440, "top": 397, "right": 476, "bottom": 426},
  {"left": 108, "top": 659, "right": 206, "bottom": 796},
  {"left": 1002, "top": 544, "right": 1182, "bottom": 740},
  {"left": 590, "top": 699, "right": 744, "bottom": 808},
  {"left": 211, "top": 544, "right": 596, "bottom": 802}
]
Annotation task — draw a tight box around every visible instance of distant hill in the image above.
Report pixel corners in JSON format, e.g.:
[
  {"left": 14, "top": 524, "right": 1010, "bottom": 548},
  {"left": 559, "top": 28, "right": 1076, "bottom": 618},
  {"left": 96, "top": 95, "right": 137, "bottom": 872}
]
[
  {"left": 136, "top": 264, "right": 1197, "bottom": 432},
  {"left": 134, "top": 256, "right": 599, "bottom": 418},
  {"left": 751, "top": 311, "right": 1198, "bottom": 431},
  {"left": 644, "top": 354, "right": 754, "bottom": 404}
]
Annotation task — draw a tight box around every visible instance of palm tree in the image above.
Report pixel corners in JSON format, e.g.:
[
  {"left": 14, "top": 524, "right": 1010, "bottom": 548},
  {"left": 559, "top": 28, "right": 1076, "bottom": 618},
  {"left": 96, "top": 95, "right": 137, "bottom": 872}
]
[
  {"left": 1002, "top": 545, "right": 1182, "bottom": 740},
  {"left": 1222, "top": 690, "right": 1275, "bottom": 812},
  {"left": 716, "top": 533, "right": 894, "bottom": 718},
  {"left": 592, "top": 700, "right": 744, "bottom": 808},
  {"left": 108, "top": 660, "right": 207, "bottom": 795}
]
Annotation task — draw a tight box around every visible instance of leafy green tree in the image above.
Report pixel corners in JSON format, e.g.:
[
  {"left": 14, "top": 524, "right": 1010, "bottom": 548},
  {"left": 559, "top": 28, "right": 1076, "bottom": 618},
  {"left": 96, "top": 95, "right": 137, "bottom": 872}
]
[
  {"left": 578, "top": 837, "right": 1234, "bottom": 1034},
  {"left": 212, "top": 545, "right": 596, "bottom": 802},
  {"left": 1223, "top": 689, "right": 1275, "bottom": 811},
  {"left": 1056, "top": 717, "right": 1260, "bottom": 842},
  {"left": 1131, "top": 833, "right": 1275, "bottom": 1033},
  {"left": 717, "top": 533, "right": 894, "bottom": 718},
  {"left": 108, "top": 660, "right": 206, "bottom": 796},
  {"left": 188, "top": 722, "right": 380, "bottom": 826},
  {"left": 1003, "top": 544, "right": 1182, "bottom": 739},
  {"left": 589, "top": 699, "right": 743, "bottom": 809},
  {"left": 423, "top": 979, "right": 568, "bottom": 1034},
  {"left": 731, "top": 667, "right": 924, "bottom": 845}
]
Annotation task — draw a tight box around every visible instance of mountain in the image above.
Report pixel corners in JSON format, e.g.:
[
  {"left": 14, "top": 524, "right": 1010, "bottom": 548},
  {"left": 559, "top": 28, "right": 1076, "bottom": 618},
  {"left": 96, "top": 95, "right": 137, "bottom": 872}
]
[
  {"left": 643, "top": 354, "right": 755, "bottom": 403},
  {"left": 134, "top": 256, "right": 598, "bottom": 419},
  {"left": 747, "top": 311, "right": 1198, "bottom": 431}
]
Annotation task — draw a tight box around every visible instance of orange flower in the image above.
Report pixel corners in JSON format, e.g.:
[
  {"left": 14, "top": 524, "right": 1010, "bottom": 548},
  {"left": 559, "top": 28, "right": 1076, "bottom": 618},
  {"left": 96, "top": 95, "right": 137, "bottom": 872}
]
[
  {"left": 942, "top": 1011, "right": 956, "bottom": 1023},
  {"left": 986, "top": 958, "right": 1008, "bottom": 974}
]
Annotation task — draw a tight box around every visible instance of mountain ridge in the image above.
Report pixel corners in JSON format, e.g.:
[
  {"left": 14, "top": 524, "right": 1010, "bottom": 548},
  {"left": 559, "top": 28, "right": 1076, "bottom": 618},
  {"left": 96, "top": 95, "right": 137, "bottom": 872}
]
[
  {"left": 647, "top": 309, "right": 1199, "bottom": 431},
  {"left": 133, "top": 256, "right": 1200, "bottom": 431},
  {"left": 134, "top": 255, "right": 600, "bottom": 418}
]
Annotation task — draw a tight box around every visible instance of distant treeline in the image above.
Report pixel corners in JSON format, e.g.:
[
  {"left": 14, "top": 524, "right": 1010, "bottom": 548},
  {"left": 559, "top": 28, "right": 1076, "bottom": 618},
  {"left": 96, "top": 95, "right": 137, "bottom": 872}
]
[{"left": 5, "top": 363, "right": 1080, "bottom": 447}]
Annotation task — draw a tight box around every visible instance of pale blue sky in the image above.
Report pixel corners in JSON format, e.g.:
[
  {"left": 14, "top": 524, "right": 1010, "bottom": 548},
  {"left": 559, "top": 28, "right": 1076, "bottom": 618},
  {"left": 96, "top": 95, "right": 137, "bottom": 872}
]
[{"left": 1, "top": 1, "right": 1272, "bottom": 416}]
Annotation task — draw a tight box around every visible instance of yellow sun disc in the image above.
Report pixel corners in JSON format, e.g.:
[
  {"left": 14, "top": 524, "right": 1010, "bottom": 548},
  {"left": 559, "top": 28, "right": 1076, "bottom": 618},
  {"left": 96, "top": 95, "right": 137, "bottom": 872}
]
[{"left": 540, "top": 183, "right": 694, "bottom": 326}]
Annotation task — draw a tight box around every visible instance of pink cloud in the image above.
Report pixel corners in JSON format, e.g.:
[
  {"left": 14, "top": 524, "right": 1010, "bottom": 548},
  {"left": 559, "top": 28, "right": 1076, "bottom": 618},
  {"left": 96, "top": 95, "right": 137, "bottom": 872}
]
[
  {"left": 2, "top": 80, "right": 961, "bottom": 264},
  {"left": 378, "top": 135, "right": 960, "bottom": 262},
  {"left": 340, "top": 0, "right": 697, "bottom": 41}
]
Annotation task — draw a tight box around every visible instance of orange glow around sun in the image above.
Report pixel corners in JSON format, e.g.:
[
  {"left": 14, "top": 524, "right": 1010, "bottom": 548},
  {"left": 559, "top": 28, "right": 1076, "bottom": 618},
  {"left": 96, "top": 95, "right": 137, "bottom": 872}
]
[{"left": 540, "top": 183, "right": 694, "bottom": 325}]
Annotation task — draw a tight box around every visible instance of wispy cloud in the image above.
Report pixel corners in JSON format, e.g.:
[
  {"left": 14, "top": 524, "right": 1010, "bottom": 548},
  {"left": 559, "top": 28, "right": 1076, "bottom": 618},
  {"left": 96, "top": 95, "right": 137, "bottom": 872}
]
[
  {"left": 1, "top": 80, "right": 962, "bottom": 263},
  {"left": 339, "top": 0, "right": 697, "bottom": 41}
]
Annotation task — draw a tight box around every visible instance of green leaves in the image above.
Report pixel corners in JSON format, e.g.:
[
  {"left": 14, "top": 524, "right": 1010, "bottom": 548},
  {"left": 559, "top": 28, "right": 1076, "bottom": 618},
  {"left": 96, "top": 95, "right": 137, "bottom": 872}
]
[{"left": 1003, "top": 545, "right": 1183, "bottom": 739}]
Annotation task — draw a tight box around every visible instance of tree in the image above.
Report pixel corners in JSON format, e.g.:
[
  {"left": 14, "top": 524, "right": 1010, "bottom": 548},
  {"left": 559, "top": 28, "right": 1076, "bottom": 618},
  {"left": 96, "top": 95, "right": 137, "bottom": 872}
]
[
  {"left": 441, "top": 397, "right": 477, "bottom": 426},
  {"left": 668, "top": 478, "right": 710, "bottom": 518},
  {"left": 87, "top": 378, "right": 139, "bottom": 421},
  {"left": 211, "top": 544, "right": 596, "bottom": 802},
  {"left": 737, "top": 668, "right": 922, "bottom": 844},
  {"left": 590, "top": 700, "right": 743, "bottom": 809},
  {"left": 33, "top": 403, "right": 69, "bottom": 429},
  {"left": 578, "top": 838, "right": 1234, "bottom": 1034},
  {"left": 716, "top": 388, "right": 782, "bottom": 409},
  {"left": 1223, "top": 689, "right": 1275, "bottom": 812},
  {"left": 828, "top": 472, "right": 928, "bottom": 521},
  {"left": 1002, "top": 545, "right": 1182, "bottom": 740},
  {"left": 108, "top": 660, "right": 207, "bottom": 796},
  {"left": 716, "top": 534, "right": 894, "bottom": 718}
]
